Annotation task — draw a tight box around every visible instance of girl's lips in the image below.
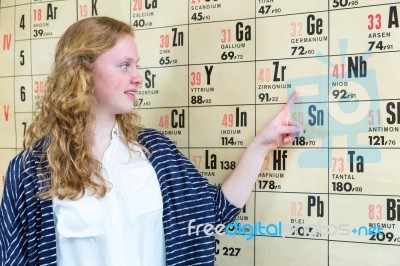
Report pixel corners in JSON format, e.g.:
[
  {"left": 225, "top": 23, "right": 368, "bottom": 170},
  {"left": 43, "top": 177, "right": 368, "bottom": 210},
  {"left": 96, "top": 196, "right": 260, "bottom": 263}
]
[{"left": 124, "top": 90, "right": 136, "bottom": 100}]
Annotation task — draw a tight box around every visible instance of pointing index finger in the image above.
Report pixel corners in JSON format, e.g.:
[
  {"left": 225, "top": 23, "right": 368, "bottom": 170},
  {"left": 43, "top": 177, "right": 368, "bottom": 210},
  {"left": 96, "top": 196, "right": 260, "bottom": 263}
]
[
  {"left": 281, "top": 91, "right": 298, "bottom": 115},
  {"left": 286, "top": 91, "right": 297, "bottom": 110}
]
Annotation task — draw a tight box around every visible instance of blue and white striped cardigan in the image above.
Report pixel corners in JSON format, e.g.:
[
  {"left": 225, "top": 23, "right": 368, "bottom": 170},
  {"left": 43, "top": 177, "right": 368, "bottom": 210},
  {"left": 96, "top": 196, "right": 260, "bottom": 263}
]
[{"left": 0, "top": 129, "right": 241, "bottom": 266}]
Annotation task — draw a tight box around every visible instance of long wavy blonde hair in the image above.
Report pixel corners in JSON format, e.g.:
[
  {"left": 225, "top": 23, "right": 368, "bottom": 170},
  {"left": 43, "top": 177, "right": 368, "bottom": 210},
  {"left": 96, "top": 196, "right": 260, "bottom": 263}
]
[{"left": 24, "top": 17, "right": 143, "bottom": 200}]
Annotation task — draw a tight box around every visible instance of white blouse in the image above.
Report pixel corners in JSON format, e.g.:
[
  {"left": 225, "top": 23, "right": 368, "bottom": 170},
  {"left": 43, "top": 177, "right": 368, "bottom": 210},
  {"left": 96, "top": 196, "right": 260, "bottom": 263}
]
[{"left": 53, "top": 125, "right": 166, "bottom": 266}]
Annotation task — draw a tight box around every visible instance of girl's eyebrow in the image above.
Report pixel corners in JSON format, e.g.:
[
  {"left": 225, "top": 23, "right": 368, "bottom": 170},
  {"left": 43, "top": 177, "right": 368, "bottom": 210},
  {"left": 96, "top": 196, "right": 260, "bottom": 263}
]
[{"left": 124, "top": 57, "right": 140, "bottom": 63}]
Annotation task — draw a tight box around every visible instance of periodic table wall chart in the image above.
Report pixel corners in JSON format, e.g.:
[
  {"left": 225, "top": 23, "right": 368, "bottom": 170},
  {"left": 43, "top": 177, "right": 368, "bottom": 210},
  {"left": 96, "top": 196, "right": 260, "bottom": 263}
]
[{"left": 1, "top": 1, "right": 400, "bottom": 265}]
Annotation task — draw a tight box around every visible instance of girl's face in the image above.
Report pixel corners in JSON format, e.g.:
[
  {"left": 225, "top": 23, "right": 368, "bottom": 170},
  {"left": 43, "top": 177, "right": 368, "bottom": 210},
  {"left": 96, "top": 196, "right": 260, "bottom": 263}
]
[{"left": 92, "top": 34, "right": 142, "bottom": 119}]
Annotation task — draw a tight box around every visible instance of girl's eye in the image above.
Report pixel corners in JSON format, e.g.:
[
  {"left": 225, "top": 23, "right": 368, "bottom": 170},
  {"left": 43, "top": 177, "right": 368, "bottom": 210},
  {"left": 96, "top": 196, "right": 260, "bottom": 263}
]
[{"left": 120, "top": 63, "right": 129, "bottom": 69}]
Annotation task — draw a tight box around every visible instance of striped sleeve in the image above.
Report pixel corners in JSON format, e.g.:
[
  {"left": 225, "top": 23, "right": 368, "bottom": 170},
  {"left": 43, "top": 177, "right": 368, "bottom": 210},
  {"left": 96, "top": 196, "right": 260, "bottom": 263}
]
[
  {"left": 207, "top": 184, "right": 242, "bottom": 226},
  {"left": 139, "top": 129, "right": 242, "bottom": 226},
  {"left": 0, "top": 153, "right": 28, "bottom": 266}
]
